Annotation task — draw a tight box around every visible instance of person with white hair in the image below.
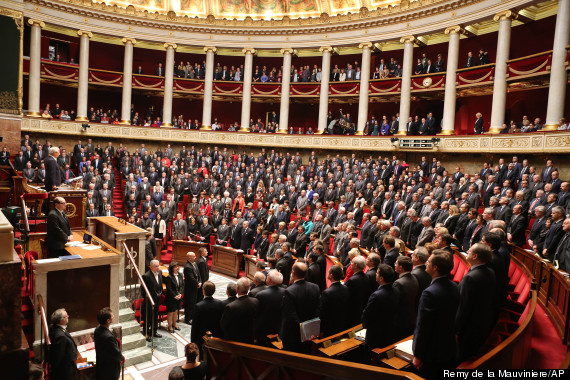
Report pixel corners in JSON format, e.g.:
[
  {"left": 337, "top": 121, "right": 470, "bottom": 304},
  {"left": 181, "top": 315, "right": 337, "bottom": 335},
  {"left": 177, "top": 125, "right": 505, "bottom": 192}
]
[
  {"left": 45, "top": 145, "right": 62, "bottom": 192},
  {"left": 254, "top": 270, "right": 285, "bottom": 345}
]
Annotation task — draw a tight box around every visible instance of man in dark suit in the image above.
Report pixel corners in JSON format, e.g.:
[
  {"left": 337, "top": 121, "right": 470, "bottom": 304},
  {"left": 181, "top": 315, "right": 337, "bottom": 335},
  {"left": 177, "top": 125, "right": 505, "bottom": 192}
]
[
  {"left": 412, "top": 250, "right": 460, "bottom": 379},
  {"left": 507, "top": 205, "right": 528, "bottom": 247},
  {"left": 365, "top": 253, "right": 381, "bottom": 297},
  {"left": 280, "top": 262, "right": 320, "bottom": 353},
  {"left": 45, "top": 147, "right": 63, "bottom": 192},
  {"left": 49, "top": 308, "right": 78, "bottom": 380},
  {"left": 528, "top": 206, "right": 546, "bottom": 249},
  {"left": 192, "top": 281, "right": 224, "bottom": 352},
  {"left": 142, "top": 260, "right": 163, "bottom": 341},
  {"left": 411, "top": 247, "right": 431, "bottom": 294},
  {"left": 240, "top": 220, "right": 255, "bottom": 254},
  {"left": 46, "top": 197, "right": 72, "bottom": 258},
  {"left": 221, "top": 277, "right": 259, "bottom": 343},
  {"left": 455, "top": 244, "right": 496, "bottom": 362},
  {"left": 254, "top": 270, "right": 286, "bottom": 345},
  {"left": 474, "top": 113, "right": 484, "bottom": 134},
  {"left": 393, "top": 256, "right": 419, "bottom": 340},
  {"left": 382, "top": 235, "right": 400, "bottom": 269},
  {"left": 319, "top": 265, "right": 349, "bottom": 337},
  {"left": 345, "top": 256, "right": 370, "bottom": 327},
  {"left": 184, "top": 252, "right": 201, "bottom": 324},
  {"left": 94, "top": 307, "right": 124, "bottom": 380},
  {"left": 362, "top": 264, "right": 400, "bottom": 358}
]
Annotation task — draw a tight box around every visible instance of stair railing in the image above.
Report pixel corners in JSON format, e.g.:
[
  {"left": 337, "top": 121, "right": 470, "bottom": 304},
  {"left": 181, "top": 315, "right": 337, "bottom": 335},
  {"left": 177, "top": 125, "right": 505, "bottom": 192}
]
[
  {"left": 122, "top": 242, "right": 155, "bottom": 352},
  {"left": 37, "top": 294, "right": 51, "bottom": 377}
]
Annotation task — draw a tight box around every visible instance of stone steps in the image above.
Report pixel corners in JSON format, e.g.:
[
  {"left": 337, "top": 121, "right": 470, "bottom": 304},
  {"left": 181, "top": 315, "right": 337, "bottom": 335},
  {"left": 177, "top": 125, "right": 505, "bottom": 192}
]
[
  {"left": 119, "top": 307, "right": 135, "bottom": 323},
  {"left": 123, "top": 346, "right": 153, "bottom": 367},
  {"left": 122, "top": 332, "right": 147, "bottom": 352},
  {"left": 121, "top": 320, "right": 141, "bottom": 336}
]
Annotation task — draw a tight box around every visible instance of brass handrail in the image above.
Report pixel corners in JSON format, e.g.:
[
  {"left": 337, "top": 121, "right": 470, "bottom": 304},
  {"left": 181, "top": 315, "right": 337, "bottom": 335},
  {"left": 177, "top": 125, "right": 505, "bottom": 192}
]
[
  {"left": 37, "top": 294, "right": 51, "bottom": 346},
  {"left": 122, "top": 242, "right": 154, "bottom": 307}
]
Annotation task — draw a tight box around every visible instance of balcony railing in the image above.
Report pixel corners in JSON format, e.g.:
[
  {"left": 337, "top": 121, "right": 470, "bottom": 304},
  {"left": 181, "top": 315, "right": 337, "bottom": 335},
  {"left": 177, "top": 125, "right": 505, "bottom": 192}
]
[{"left": 24, "top": 47, "right": 568, "bottom": 99}]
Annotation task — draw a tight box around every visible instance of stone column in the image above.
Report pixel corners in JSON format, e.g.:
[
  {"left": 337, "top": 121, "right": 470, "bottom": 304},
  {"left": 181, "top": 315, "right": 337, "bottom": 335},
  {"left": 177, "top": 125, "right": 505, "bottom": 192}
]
[
  {"left": 489, "top": 11, "right": 517, "bottom": 133},
  {"left": 162, "top": 42, "right": 177, "bottom": 128},
  {"left": 240, "top": 48, "right": 256, "bottom": 132},
  {"left": 317, "top": 46, "right": 333, "bottom": 134},
  {"left": 356, "top": 42, "right": 372, "bottom": 135},
  {"left": 440, "top": 26, "right": 463, "bottom": 135},
  {"left": 120, "top": 38, "right": 136, "bottom": 124},
  {"left": 27, "top": 19, "right": 44, "bottom": 117},
  {"left": 544, "top": 0, "right": 570, "bottom": 130},
  {"left": 397, "top": 36, "right": 415, "bottom": 135},
  {"left": 201, "top": 46, "right": 217, "bottom": 129},
  {"left": 278, "top": 48, "right": 294, "bottom": 133},
  {"left": 75, "top": 30, "right": 92, "bottom": 122}
]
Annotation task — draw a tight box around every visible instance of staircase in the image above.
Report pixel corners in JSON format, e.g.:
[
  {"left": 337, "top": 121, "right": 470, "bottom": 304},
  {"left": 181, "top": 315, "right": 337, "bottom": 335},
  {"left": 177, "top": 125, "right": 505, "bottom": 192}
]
[
  {"left": 112, "top": 169, "right": 125, "bottom": 219},
  {"left": 118, "top": 287, "right": 153, "bottom": 367}
]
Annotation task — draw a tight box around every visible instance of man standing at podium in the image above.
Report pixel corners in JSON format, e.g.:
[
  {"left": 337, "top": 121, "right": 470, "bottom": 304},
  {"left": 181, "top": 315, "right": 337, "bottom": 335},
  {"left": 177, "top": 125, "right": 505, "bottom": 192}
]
[
  {"left": 46, "top": 197, "right": 73, "bottom": 258},
  {"left": 45, "top": 147, "right": 63, "bottom": 191}
]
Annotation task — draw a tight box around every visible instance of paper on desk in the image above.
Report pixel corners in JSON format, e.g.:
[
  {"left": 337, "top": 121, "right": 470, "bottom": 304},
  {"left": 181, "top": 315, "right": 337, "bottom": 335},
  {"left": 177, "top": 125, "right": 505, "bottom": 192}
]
[
  {"left": 395, "top": 339, "right": 414, "bottom": 356},
  {"left": 66, "top": 241, "right": 83, "bottom": 247},
  {"left": 82, "top": 245, "right": 101, "bottom": 251},
  {"left": 354, "top": 329, "right": 366, "bottom": 340},
  {"left": 82, "top": 350, "right": 97, "bottom": 363},
  {"left": 36, "top": 258, "right": 60, "bottom": 263}
]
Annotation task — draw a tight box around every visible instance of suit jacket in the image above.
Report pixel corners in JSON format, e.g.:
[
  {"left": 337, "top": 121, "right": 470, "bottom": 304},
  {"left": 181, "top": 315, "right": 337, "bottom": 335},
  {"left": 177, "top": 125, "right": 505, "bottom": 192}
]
[
  {"left": 221, "top": 295, "right": 259, "bottom": 343},
  {"left": 46, "top": 209, "right": 71, "bottom": 255},
  {"left": 383, "top": 247, "right": 400, "bottom": 269},
  {"left": 345, "top": 271, "right": 370, "bottom": 326},
  {"left": 413, "top": 277, "right": 460, "bottom": 376},
  {"left": 172, "top": 219, "right": 188, "bottom": 240},
  {"left": 240, "top": 227, "right": 255, "bottom": 253},
  {"left": 142, "top": 270, "right": 163, "bottom": 304},
  {"left": 49, "top": 324, "right": 78, "bottom": 379},
  {"left": 362, "top": 284, "right": 400, "bottom": 352},
  {"left": 417, "top": 226, "right": 435, "bottom": 247},
  {"left": 455, "top": 265, "right": 496, "bottom": 361},
  {"left": 319, "top": 282, "right": 350, "bottom": 337},
  {"left": 411, "top": 264, "right": 431, "bottom": 294},
  {"left": 393, "top": 272, "right": 420, "bottom": 339},
  {"left": 507, "top": 214, "right": 528, "bottom": 247},
  {"left": 280, "top": 280, "right": 320, "bottom": 352},
  {"left": 474, "top": 117, "right": 484, "bottom": 134},
  {"left": 45, "top": 155, "right": 62, "bottom": 191},
  {"left": 191, "top": 297, "right": 225, "bottom": 346},
  {"left": 94, "top": 325, "right": 123, "bottom": 380},
  {"left": 255, "top": 285, "right": 286, "bottom": 344}
]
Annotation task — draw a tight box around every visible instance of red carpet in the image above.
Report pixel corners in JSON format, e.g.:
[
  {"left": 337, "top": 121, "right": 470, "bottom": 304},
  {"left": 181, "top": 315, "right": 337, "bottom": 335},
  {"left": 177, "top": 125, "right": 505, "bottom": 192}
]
[{"left": 529, "top": 304, "right": 567, "bottom": 368}]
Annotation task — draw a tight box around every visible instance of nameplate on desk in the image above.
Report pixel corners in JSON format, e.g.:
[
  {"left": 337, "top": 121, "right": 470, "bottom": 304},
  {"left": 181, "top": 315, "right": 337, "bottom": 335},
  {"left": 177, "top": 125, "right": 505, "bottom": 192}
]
[{"left": 60, "top": 254, "right": 82, "bottom": 260}]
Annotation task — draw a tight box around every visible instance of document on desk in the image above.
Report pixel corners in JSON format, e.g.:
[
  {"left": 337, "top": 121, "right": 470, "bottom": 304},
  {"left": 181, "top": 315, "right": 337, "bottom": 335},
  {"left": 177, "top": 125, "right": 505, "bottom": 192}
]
[
  {"left": 394, "top": 339, "right": 414, "bottom": 362},
  {"left": 354, "top": 328, "right": 366, "bottom": 341},
  {"left": 82, "top": 245, "right": 101, "bottom": 251}
]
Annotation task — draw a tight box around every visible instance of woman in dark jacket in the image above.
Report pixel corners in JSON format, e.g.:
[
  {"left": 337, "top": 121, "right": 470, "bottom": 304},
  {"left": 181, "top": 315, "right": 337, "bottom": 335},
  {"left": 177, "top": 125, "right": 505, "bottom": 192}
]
[{"left": 165, "top": 261, "right": 184, "bottom": 333}]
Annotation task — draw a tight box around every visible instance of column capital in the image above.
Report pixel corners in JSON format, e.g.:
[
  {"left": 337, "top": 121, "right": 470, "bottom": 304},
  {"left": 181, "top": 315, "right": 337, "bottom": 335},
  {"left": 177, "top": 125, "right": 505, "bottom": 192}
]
[
  {"left": 494, "top": 10, "right": 518, "bottom": 22},
  {"left": 358, "top": 42, "right": 373, "bottom": 50},
  {"left": 77, "top": 30, "right": 93, "bottom": 38},
  {"left": 280, "top": 48, "right": 294, "bottom": 55},
  {"left": 204, "top": 46, "right": 217, "bottom": 54},
  {"left": 400, "top": 35, "right": 415, "bottom": 44},
  {"left": 164, "top": 42, "right": 177, "bottom": 50},
  {"left": 319, "top": 46, "right": 334, "bottom": 53},
  {"left": 122, "top": 37, "right": 137, "bottom": 45},
  {"left": 28, "top": 19, "right": 45, "bottom": 28},
  {"left": 242, "top": 47, "right": 256, "bottom": 55},
  {"left": 444, "top": 25, "right": 466, "bottom": 35}
]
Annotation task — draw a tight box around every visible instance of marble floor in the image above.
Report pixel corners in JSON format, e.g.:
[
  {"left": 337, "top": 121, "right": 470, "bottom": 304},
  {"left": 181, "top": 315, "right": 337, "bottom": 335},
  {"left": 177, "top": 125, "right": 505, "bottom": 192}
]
[{"left": 124, "top": 272, "right": 236, "bottom": 380}]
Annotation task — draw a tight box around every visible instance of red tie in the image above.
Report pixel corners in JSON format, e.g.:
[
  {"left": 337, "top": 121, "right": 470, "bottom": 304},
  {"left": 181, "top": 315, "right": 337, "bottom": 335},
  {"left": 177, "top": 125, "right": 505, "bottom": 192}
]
[{"left": 66, "top": 172, "right": 69, "bottom": 180}]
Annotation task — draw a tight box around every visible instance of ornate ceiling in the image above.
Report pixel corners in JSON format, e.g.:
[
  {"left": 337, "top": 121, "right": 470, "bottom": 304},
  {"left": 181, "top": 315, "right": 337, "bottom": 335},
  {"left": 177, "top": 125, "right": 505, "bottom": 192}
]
[{"left": 95, "top": 0, "right": 401, "bottom": 20}]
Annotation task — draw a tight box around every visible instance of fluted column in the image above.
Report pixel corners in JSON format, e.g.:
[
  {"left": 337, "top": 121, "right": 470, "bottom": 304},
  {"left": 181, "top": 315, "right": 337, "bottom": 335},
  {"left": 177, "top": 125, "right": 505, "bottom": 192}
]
[
  {"left": 240, "top": 48, "right": 256, "bottom": 132},
  {"left": 544, "top": 0, "right": 570, "bottom": 130},
  {"left": 317, "top": 46, "right": 333, "bottom": 134},
  {"left": 489, "top": 11, "right": 517, "bottom": 133},
  {"left": 162, "top": 43, "right": 177, "bottom": 128},
  {"left": 278, "top": 48, "right": 294, "bottom": 133},
  {"left": 120, "top": 38, "right": 136, "bottom": 124},
  {"left": 440, "top": 26, "right": 463, "bottom": 135},
  {"left": 397, "top": 36, "right": 415, "bottom": 135},
  {"left": 27, "top": 19, "right": 44, "bottom": 117},
  {"left": 356, "top": 42, "right": 372, "bottom": 135},
  {"left": 75, "top": 30, "right": 92, "bottom": 121},
  {"left": 201, "top": 46, "right": 216, "bottom": 129}
]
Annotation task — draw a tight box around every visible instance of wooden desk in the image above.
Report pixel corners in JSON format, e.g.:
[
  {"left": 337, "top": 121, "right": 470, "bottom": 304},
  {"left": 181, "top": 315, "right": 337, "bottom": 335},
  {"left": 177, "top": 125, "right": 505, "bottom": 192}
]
[
  {"left": 212, "top": 245, "right": 244, "bottom": 278},
  {"left": 87, "top": 217, "right": 147, "bottom": 286},
  {"left": 371, "top": 335, "right": 414, "bottom": 370},
  {"left": 33, "top": 231, "right": 122, "bottom": 341},
  {"left": 318, "top": 338, "right": 362, "bottom": 357},
  {"left": 244, "top": 255, "right": 262, "bottom": 281},
  {"left": 171, "top": 240, "right": 207, "bottom": 264},
  {"left": 311, "top": 324, "right": 364, "bottom": 359}
]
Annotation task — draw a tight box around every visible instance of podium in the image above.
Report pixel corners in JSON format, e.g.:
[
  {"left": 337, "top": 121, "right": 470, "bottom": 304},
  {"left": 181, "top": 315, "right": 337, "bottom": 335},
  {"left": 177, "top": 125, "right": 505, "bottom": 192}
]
[
  {"left": 48, "top": 189, "right": 87, "bottom": 230},
  {"left": 171, "top": 240, "right": 208, "bottom": 264},
  {"left": 244, "top": 255, "right": 262, "bottom": 281},
  {"left": 212, "top": 245, "right": 244, "bottom": 278}
]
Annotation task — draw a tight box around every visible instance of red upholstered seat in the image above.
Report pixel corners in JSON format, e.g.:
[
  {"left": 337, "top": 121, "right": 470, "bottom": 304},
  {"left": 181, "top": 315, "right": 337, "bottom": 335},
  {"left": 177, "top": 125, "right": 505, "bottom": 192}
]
[
  {"left": 22, "top": 193, "right": 49, "bottom": 200},
  {"left": 452, "top": 261, "right": 468, "bottom": 283},
  {"left": 450, "top": 254, "right": 461, "bottom": 276},
  {"left": 132, "top": 298, "right": 144, "bottom": 323}
]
